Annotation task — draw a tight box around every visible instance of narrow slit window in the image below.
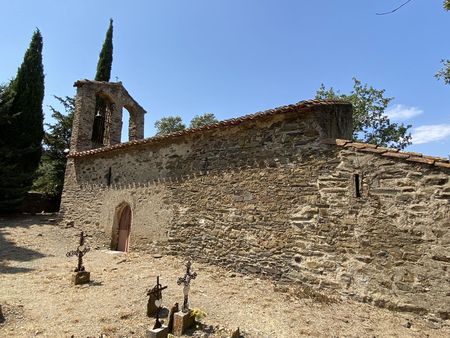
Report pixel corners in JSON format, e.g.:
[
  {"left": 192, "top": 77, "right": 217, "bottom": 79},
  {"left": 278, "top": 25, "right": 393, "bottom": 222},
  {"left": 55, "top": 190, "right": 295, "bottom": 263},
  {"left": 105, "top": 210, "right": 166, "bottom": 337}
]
[
  {"left": 107, "top": 167, "right": 112, "bottom": 186},
  {"left": 354, "top": 174, "right": 361, "bottom": 198}
]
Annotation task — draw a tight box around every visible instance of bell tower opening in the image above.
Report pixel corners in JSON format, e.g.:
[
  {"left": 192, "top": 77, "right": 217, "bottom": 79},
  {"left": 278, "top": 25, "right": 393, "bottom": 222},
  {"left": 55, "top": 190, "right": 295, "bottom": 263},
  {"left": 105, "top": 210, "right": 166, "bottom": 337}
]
[
  {"left": 91, "top": 92, "right": 115, "bottom": 146},
  {"left": 69, "top": 80, "right": 146, "bottom": 153}
]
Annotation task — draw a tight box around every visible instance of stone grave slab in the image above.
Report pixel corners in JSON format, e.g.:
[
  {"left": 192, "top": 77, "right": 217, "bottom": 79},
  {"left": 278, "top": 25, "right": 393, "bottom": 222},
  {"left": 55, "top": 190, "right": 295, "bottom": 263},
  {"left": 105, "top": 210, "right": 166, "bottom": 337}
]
[{"left": 172, "top": 310, "right": 195, "bottom": 336}]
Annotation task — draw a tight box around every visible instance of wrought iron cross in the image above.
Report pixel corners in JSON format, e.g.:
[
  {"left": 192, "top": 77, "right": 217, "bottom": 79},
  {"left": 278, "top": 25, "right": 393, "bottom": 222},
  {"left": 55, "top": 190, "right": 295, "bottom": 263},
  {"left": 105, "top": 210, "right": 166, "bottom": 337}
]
[
  {"left": 66, "top": 231, "right": 90, "bottom": 272},
  {"left": 147, "top": 276, "right": 167, "bottom": 329},
  {"left": 177, "top": 261, "right": 197, "bottom": 312}
]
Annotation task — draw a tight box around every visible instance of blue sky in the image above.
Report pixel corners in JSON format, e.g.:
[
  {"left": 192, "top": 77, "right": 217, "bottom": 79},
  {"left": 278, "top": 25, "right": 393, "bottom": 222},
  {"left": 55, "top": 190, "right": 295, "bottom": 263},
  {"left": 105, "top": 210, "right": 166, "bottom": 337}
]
[{"left": 1, "top": 0, "right": 449, "bottom": 156}]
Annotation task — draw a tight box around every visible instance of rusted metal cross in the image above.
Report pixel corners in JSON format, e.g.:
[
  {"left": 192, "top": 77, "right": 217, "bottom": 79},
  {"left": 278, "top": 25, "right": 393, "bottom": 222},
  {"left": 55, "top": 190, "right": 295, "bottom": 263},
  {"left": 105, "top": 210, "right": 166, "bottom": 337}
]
[
  {"left": 147, "top": 276, "right": 167, "bottom": 329},
  {"left": 177, "top": 261, "right": 197, "bottom": 313},
  {"left": 66, "top": 231, "right": 90, "bottom": 272}
]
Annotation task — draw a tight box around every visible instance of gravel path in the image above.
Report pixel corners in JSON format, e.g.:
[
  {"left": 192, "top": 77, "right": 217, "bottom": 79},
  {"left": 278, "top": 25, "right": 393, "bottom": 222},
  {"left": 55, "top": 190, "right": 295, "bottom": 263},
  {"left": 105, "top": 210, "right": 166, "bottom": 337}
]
[{"left": 0, "top": 215, "right": 448, "bottom": 338}]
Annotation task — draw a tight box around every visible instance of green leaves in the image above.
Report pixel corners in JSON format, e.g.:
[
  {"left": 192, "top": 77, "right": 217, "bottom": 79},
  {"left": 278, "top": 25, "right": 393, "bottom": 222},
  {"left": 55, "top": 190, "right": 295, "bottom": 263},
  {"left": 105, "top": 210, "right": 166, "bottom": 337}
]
[
  {"left": 316, "top": 78, "right": 412, "bottom": 149},
  {"left": 435, "top": 59, "right": 450, "bottom": 85},
  {"left": 444, "top": 0, "right": 450, "bottom": 11},
  {"left": 154, "top": 113, "right": 219, "bottom": 135},
  {"left": 154, "top": 116, "right": 186, "bottom": 135},
  {"left": 0, "top": 30, "right": 45, "bottom": 212},
  {"left": 189, "top": 113, "right": 218, "bottom": 129},
  {"left": 95, "top": 19, "right": 113, "bottom": 82},
  {"left": 33, "top": 96, "right": 74, "bottom": 197}
]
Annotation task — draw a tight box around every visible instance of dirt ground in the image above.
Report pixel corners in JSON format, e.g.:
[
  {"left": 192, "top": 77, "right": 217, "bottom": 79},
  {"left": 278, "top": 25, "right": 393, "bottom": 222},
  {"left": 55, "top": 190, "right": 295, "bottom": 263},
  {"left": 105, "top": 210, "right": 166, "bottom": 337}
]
[{"left": 0, "top": 215, "right": 449, "bottom": 338}]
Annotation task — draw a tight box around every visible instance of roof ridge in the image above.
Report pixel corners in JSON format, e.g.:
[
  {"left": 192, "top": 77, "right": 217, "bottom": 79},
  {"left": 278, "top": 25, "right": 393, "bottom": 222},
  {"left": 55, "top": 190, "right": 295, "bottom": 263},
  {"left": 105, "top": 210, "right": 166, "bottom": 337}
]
[
  {"left": 321, "top": 139, "right": 450, "bottom": 169},
  {"left": 68, "top": 99, "right": 351, "bottom": 158}
]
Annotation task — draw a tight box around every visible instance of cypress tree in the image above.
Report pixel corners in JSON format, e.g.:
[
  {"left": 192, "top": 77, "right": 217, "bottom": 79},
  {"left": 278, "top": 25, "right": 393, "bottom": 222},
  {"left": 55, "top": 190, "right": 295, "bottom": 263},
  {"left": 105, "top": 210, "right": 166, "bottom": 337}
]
[
  {"left": 92, "top": 19, "right": 114, "bottom": 144},
  {"left": 0, "top": 30, "right": 45, "bottom": 213},
  {"left": 95, "top": 19, "right": 113, "bottom": 81}
]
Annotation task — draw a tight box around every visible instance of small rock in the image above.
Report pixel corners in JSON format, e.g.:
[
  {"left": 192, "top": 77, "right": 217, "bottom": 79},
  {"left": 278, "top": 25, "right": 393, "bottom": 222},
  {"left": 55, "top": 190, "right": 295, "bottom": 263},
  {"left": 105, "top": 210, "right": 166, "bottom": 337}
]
[
  {"left": 37, "top": 233, "right": 43, "bottom": 237},
  {"left": 377, "top": 250, "right": 389, "bottom": 257},
  {"left": 66, "top": 220, "right": 75, "bottom": 227},
  {"left": 153, "top": 254, "right": 163, "bottom": 259},
  {"left": 404, "top": 321, "right": 412, "bottom": 328}
]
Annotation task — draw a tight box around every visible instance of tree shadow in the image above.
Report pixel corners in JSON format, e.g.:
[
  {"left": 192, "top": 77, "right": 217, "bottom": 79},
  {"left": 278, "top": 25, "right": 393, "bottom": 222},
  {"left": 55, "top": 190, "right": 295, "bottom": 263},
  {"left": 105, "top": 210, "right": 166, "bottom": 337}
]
[{"left": 0, "top": 214, "right": 48, "bottom": 274}]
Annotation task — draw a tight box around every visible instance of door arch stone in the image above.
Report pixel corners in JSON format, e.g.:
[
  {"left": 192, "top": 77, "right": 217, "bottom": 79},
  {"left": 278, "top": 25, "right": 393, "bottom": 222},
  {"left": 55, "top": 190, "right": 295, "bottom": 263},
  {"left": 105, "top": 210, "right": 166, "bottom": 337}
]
[{"left": 111, "top": 202, "right": 132, "bottom": 252}]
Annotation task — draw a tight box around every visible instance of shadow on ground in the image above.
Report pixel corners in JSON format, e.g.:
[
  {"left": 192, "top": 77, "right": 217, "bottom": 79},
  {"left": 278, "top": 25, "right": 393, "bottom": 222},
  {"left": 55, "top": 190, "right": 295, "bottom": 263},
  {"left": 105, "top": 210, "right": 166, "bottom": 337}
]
[{"left": 0, "top": 214, "right": 50, "bottom": 274}]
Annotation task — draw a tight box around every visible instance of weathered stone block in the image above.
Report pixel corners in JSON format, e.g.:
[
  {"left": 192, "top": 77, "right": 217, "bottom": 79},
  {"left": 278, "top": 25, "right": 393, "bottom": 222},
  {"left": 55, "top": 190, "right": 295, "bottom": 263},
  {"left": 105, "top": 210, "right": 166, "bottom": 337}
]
[
  {"left": 172, "top": 310, "right": 195, "bottom": 336},
  {"left": 146, "top": 325, "right": 168, "bottom": 338},
  {"left": 71, "top": 271, "right": 90, "bottom": 285}
]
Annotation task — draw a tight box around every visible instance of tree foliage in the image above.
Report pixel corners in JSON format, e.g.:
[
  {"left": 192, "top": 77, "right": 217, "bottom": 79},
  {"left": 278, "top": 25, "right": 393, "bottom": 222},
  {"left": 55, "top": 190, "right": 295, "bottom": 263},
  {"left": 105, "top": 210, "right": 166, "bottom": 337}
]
[
  {"left": 95, "top": 19, "right": 113, "bottom": 82},
  {"left": 316, "top": 78, "right": 412, "bottom": 149},
  {"left": 33, "top": 96, "right": 74, "bottom": 198},
  {"left": 436, "top": 3, "right": 450, "bottom": 83},
  {"left": 155, "top": 113, "right": 220, "bottom": 135},
  {"left": 445, "top": 0, "right": 450, "bottom": 10},
  {"left": 0, "top": 30, "right": 45, "bottom": 213},
  {"left": 189, "top": 113, "right": 218, "bottom": 129},
  {"left": 154, "top": 116, "right": 186, "bottom": 135},
  {"left": 436, "top": 59, "right": 450, "bottom": 84}
]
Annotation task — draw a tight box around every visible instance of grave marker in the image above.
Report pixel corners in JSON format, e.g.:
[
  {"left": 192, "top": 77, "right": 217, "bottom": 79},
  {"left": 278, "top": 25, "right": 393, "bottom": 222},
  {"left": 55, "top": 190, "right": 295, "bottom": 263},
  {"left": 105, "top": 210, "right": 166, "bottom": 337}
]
[
  {"left": 66, "top": 231, "right": 90, "bottom": 284},
  {"left": 176, "top": 261, "right": 197, "bottom": 313}
]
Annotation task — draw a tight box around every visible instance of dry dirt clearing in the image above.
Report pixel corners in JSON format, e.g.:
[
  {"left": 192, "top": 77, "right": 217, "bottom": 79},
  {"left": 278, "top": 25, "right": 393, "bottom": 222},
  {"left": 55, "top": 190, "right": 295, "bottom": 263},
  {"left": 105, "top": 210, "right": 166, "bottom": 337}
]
[{"left": 0, "top": 215, "right": 449, "bottom": 338}]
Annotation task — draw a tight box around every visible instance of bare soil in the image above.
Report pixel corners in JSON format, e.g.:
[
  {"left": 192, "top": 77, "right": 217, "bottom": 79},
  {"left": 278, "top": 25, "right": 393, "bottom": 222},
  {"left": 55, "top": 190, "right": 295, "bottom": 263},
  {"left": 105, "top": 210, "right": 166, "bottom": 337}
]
[{"left": 0, "top": 215, "right": 448, "bottom": 338}]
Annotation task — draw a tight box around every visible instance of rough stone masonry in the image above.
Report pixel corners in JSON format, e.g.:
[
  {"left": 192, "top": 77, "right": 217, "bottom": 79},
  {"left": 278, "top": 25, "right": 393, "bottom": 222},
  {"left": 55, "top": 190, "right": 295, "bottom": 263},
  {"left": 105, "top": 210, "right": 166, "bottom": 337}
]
[{"left": 61, "top": 80, "right": 450, "bottom": 320}]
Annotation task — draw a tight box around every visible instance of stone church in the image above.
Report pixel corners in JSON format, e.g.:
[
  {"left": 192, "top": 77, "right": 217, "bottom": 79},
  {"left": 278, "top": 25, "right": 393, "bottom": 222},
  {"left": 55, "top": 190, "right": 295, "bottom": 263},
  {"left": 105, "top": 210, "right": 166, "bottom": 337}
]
[{"left": 61, "top": 80, "right": 449, "bottom": 320}]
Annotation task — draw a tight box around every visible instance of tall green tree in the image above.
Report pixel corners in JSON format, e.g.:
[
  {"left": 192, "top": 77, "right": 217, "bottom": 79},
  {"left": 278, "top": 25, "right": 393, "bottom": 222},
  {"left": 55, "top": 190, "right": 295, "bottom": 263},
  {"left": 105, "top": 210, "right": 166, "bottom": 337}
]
[
  {"left": 95, "top": 19, "right": 113, "bottom": 82},
  {"left": 189, "top": 113, "right": 218, "bottom": 129},
  {"left": 33, "top": 20, "right": 113, "bottom": 205},
  {"left": 33, "top": 96, "right": 74, "bottom": 199},
  {"left": 155, "top": 116, "right": 186, "bottom": 135},
  {"left": 0, "top": 30, "right": 45, "bottom": 212},
  {"left": 316, "top": 78, "right": 412, "bottom": 149}
]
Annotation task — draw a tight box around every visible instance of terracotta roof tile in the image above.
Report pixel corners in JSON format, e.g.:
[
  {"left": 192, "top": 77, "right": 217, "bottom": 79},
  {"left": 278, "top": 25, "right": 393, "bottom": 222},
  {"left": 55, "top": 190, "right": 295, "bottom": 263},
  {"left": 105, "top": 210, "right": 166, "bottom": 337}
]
[
  {"left": 381, "top": 152, "right": 410, "bottom": 159},
  {"left": 335, "top": 139, "right": 350, "bottom": 146},
  {"left": 435, "top": 162, "right": 450, "bottom": 169},
  {"left": 406, "top": 157, "right": 435, "bottom": 165},
  {"left": 346, "top": 142, "right": 377, "bottom": 149},
  {"left": 358, "top": 147, "right": 387, "bottom": 154},
  {"left": 400, "top": 151, "right": 423, "bottom": 157},
  {"left": 376, "top": 146, "right": 399, "bottom": 153},
  {"left": 325, "top": 139, "right": 449, "bottom": 170}
]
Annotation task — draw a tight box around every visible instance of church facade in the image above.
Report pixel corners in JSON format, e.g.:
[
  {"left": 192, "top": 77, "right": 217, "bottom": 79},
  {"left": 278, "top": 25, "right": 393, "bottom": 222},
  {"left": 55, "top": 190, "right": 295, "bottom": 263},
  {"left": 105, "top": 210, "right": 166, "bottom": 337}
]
[{"left": 61, "top": 80, "right": 450, "bottom": 320}]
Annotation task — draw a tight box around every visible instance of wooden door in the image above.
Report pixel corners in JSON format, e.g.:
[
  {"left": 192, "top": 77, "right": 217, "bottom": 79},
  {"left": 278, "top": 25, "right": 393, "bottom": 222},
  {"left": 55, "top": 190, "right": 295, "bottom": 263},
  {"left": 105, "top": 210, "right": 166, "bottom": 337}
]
[{"left": 117, "top": 205, "right": 131, "bottom": 252}]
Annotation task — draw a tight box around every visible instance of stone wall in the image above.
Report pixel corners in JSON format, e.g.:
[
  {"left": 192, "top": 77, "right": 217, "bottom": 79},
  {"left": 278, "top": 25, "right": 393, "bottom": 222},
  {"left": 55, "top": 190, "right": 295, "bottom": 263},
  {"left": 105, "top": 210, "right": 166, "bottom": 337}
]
[{"left": 61, "top": 103, "right": 449, "bottom": 319}]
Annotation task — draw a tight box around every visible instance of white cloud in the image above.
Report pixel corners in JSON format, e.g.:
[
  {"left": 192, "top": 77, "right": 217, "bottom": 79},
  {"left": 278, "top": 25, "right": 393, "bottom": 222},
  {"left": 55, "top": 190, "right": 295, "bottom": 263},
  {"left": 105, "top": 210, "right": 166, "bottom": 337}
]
[
  {"left": 386, "top": 104, "right": 423, "bottom": 120},
  {"left": 411, "top": 124, "right": 450, "bottom": 144}
]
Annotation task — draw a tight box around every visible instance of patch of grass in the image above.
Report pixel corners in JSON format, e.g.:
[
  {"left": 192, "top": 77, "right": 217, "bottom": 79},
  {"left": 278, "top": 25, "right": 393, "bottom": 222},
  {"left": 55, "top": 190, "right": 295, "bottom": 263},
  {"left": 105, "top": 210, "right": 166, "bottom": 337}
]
[{"left": 190, "top": 307, "right": 207, "bottom": 322}]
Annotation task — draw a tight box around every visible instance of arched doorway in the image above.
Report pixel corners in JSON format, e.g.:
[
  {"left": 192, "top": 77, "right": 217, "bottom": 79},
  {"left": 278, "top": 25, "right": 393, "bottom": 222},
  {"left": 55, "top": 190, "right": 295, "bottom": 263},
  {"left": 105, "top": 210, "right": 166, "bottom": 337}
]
[{"left": 117, "top": 204, "right": 132, "bottom": 252}]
